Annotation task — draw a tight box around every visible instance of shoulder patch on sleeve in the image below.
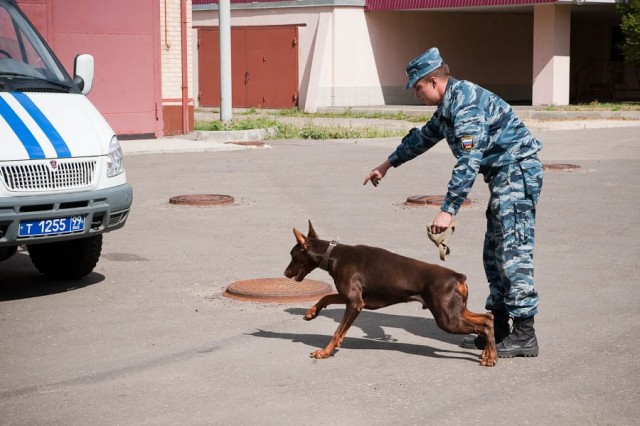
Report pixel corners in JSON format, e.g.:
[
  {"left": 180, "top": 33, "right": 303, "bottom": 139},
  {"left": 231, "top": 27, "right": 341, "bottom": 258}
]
[{"left": 460, "top": 135, "right": 474, "bottom": 151}]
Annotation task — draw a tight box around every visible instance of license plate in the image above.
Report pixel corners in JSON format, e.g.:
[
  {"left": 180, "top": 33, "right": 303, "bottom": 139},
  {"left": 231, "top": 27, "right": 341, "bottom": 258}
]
[{"left": 19, "top": 215, "right": 85, "bottom": 237}]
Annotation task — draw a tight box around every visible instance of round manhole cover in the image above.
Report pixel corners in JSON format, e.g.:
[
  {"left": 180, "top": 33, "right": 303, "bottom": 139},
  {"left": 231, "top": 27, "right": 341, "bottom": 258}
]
[
  {"left": 169, "top": 194, "right": 235, "bottom": 206},
  {"left": 543, "top": 163, "right": 581, "bottom": 172},
  {"left": 224, "top": 278, "right": 334, "bottom": 303},
  {"left": 405, "top": 195, "right": 472, "bottom": 208}
]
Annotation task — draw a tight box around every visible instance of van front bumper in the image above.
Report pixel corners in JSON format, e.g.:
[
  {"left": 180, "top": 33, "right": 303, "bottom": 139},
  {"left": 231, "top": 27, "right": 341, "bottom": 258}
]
[{"left": 0, "top": 183, "right": 133, "bottom": 246}]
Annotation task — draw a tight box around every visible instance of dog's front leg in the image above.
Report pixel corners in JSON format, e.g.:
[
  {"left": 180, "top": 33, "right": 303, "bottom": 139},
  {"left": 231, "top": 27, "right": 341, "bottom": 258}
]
[
  {"left": 311, "top": 302, "right": 363, "bottom": 359},
  {"left": 304, "top": 293, "right": 346, "bottom": 321}
]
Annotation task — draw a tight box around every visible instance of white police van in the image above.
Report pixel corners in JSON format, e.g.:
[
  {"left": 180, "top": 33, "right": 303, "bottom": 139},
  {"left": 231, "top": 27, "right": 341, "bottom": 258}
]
[{"left": 0, "top": 0, "right": 133, "bottom": 279}]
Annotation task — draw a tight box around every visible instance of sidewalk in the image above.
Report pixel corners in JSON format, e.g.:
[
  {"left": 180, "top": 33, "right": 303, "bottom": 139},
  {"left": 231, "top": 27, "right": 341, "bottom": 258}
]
[
  {"left": 120, "top": 107, "right": 640, "bottom": 156},
  {"left": 119, "top": 134, "right": 254, "bottom": 156}
]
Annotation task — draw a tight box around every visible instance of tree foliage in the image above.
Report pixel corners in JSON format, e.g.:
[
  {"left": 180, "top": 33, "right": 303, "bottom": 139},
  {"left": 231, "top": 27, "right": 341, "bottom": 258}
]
[{"left": 618, "top": 0, "right": 640, "bottom": 65}]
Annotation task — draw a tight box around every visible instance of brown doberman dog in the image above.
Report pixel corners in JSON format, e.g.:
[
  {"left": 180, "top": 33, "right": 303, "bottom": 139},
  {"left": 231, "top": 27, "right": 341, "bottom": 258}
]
[{"left": 284, "top": 221, "right": 496, "bottom": 367}]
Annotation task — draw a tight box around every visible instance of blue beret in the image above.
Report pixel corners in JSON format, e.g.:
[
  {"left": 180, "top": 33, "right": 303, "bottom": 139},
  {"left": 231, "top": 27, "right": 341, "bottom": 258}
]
[{"left": 405, "top": 47, "right": 443, "bottom": 90}]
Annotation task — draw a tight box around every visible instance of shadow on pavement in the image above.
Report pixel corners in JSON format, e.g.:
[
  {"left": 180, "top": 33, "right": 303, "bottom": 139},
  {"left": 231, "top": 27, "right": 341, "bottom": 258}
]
[
  {"left": 250, "top": 307, "right": 481, "bottom": 363},
  {"left": 0, "top": 251, "right": 105, "bottom": 301}
]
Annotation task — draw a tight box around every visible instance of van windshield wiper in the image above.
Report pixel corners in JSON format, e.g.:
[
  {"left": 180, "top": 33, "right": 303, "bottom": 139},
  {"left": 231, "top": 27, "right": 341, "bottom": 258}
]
[
  {"left": 0, "top": 72, "right": 29, "bottom": 78},
  {"left": 0, "top": 72, "right": 73, "bottom": 91}
]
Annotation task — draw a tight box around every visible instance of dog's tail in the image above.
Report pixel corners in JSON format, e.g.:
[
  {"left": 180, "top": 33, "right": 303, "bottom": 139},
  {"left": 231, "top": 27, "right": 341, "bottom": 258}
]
[{"left": 454, "top": 272, "right": 467, "bottom": 284}]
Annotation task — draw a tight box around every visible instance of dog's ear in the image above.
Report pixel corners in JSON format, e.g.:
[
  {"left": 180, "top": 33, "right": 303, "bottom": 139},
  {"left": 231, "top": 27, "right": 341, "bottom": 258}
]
[
  {"left": 307, "top": 220, "right": 319, "bottom": 240},
  {"left": 293, "top": 228, "right": 309, "bottom": 249}
]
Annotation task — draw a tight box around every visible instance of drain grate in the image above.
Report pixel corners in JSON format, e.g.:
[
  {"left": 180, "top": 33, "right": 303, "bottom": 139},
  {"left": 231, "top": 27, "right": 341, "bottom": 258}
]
[
  {"left": 405, "top": 195, "right": 472, "bottom": 208},
  {"left": 543, "top": 163, "right": 581, "bottom": 172},
  {"left": 169, "top": 194, "right": 235, "bottom": 206},
  {"left": 224, "top": 278, "right": 334, "bottom": 303},
  {"left": 226, "top": 141, "right": 267, "bottom": 147}
]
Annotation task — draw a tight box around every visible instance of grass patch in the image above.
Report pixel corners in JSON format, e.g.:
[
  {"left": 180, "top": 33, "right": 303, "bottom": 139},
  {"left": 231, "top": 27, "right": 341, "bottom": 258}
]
[
  {"left": 279, "top": 123, "right": 404, "bottom": 140},
  {"left": 206, "top": 106, "right": 430, "bottom": 123},
  {"left": 195, "top": 117, "right": 405, "bottom": 140},
  {"left": 195, "top": 102, "right": 640, "bottom": 139},
  {"left": 274, "top": 107, "right": 430, "bottom": 123},
  {"left": 195, "top": 116, "right": 278, "bottom": 131}
]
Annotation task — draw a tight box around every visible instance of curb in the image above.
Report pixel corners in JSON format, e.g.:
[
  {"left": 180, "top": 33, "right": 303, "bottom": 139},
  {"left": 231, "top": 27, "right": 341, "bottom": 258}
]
[
  {"left": 195, "top": 127, "right": 277, "bottom": 143},
  {"left": 526, "top": 110, "right": 640, "bottom": 121}
]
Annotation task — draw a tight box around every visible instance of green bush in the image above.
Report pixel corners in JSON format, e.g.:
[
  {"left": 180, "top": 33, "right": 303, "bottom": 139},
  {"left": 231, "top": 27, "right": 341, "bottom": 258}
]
[{"left": 618, "top": 0, "right": 640, "bottom": 65}]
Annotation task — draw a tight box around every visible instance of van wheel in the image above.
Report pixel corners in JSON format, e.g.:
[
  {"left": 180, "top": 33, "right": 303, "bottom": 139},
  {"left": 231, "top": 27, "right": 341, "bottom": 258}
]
[
  {"left": 27, "top": 235, "right": 102, "bottom": 280},
  {"left": 0, "top": 246, "right": 18, "bottom": 262}
]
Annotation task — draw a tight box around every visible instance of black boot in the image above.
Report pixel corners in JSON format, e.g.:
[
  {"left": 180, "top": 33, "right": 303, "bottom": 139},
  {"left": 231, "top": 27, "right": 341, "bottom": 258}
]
[
  {"left": 496, "top": 316, "right": 538, "bottom": 358},
  {"left": 460, "top": 309, "right": 510, "bottom": 350}
]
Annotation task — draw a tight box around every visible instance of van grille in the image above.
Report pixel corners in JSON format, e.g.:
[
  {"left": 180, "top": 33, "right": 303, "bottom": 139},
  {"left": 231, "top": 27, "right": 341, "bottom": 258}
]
[{"left": 1, "top": 159, "right": 97, "bottom": 191}]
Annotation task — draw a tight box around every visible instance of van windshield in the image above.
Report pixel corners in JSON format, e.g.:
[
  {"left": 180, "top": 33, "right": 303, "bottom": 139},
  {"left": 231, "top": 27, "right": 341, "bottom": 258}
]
[{"left": 0, "top": 0, "right": 74, "bottom": 91}]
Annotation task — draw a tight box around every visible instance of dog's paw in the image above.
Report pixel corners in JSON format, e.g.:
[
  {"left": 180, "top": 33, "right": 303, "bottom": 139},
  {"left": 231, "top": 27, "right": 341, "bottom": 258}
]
[
  {"left": 480, "top": 358, "right": 497, "bottom": 367},
  {"left": 480, "top": 349, "right": 497, "bottom": 367},
  {"left": 309, "top": 349, "right": 331, "bottom": 359},
  {"left": 303, "top": 307, "right": 318, "bottom": 321}
]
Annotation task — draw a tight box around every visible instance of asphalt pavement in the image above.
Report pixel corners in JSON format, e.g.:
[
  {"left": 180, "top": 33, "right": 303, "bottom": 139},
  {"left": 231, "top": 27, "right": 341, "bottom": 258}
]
[{"left": 1, "top": 110, "right": 639, "bottom": 425}]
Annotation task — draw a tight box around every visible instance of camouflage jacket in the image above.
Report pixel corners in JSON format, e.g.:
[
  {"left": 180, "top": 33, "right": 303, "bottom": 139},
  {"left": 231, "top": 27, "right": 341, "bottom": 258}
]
[{"left": 388, "top": 77, "right": 542, "bottom": 215}]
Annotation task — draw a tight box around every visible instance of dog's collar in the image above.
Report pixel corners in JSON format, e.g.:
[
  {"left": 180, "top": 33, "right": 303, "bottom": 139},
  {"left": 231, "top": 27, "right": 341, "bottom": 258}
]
[{"left": 319, "top": 239, "right": 338, "bottom": 271}]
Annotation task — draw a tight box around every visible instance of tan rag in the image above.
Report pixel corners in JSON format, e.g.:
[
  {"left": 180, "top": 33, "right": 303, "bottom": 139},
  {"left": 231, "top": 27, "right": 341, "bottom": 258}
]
[{"left": 426, "top": 220, "right": 458, "bottom": 261}]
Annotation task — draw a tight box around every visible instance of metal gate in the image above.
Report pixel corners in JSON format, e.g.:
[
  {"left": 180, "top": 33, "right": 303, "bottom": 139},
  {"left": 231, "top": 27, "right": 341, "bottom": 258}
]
[{"left": 198, "top": 26, "right": 298, "bottom": 108}]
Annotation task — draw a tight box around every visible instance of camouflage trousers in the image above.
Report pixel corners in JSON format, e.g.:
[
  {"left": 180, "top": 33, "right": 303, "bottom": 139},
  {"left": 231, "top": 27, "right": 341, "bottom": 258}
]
[{"left": 482, "top": 155, "right": 543, "bottom": 318}]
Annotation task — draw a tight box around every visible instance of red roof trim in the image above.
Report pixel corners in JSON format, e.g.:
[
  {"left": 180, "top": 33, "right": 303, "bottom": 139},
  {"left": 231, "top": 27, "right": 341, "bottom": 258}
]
[
  {"left": 193, "top": 0, "right": 558, "bottom": 7},
  {"left": 365, "top": 0, "right": 558, "bottom": 11},
  {"left": 193, "top": 0, "right": 296, "bottom": 5}
]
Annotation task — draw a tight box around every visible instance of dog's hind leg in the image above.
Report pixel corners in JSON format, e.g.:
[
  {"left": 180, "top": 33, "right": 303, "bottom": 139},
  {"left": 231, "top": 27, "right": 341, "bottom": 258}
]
[
  {"left": 431, "top": 281, "right": 497, "bottom": 367},
  {"left": 462, "top": 310, "right": 496, "bottom": 367},
  {"left": 455, "top": 281, "right": 497, "bottom": 366},
  {"left": 304, "top": 293, "right": 347, "bottom": 320},
  {"left": 311, "top": 302, "right": 363, "bottom": 359}
]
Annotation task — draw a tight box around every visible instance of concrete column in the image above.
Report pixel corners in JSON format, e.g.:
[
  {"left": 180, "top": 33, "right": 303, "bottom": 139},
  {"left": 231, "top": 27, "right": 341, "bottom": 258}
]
[
  {"left": 532, "top": 5, "right": 571, "bottom": 105},
  {"left": 302, "top": 13, "right": 330, "bottom": 113}
]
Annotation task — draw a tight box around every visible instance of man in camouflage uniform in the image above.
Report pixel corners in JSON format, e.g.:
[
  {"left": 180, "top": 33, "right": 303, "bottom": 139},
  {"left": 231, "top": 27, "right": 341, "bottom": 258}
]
[{"left": 364, "top": 47, "right": 543, "bottom": 358}]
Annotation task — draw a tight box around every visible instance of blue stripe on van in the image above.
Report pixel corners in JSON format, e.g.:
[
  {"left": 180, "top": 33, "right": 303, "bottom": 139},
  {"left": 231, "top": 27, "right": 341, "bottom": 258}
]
[
  {"left": 11, "top": 92, "right": 72, "bottom": 158},
  {"left": 0, "top": 95, "right": 46, "bottom": 159}
]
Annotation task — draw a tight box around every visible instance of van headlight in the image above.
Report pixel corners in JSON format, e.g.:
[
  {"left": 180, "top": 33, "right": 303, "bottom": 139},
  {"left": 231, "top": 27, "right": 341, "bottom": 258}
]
[{"left": 106, "top": 136, "right": 125, "bottom": 177}]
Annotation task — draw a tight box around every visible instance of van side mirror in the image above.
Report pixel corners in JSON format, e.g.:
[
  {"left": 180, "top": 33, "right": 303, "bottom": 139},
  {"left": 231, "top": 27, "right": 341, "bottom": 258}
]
[{"left": 73, "top": 54, "right": 94, "bottom": 95}]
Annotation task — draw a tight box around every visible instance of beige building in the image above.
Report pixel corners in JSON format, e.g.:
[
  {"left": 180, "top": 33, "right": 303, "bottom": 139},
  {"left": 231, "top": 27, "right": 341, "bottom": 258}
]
[{"left": 192, "top": 0, "right": 637, "bottom": 111}]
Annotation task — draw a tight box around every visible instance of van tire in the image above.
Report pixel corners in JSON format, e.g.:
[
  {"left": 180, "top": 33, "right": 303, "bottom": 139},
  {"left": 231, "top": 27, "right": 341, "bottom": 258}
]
[
  {"left": 27, "top": 235, "right": 102, "bottom": 280},
  {"left": 0, "top": 246, "right": 18, "bottom": 262}
]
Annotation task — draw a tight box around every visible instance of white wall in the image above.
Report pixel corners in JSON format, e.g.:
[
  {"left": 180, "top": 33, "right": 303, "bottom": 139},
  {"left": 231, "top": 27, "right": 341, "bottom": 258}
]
[
  {"left": 318, "top": 7, "right": 384, "bottom": 106},
  {"left": 193, "top": 5, "right": 583, "bottom": 108}
]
